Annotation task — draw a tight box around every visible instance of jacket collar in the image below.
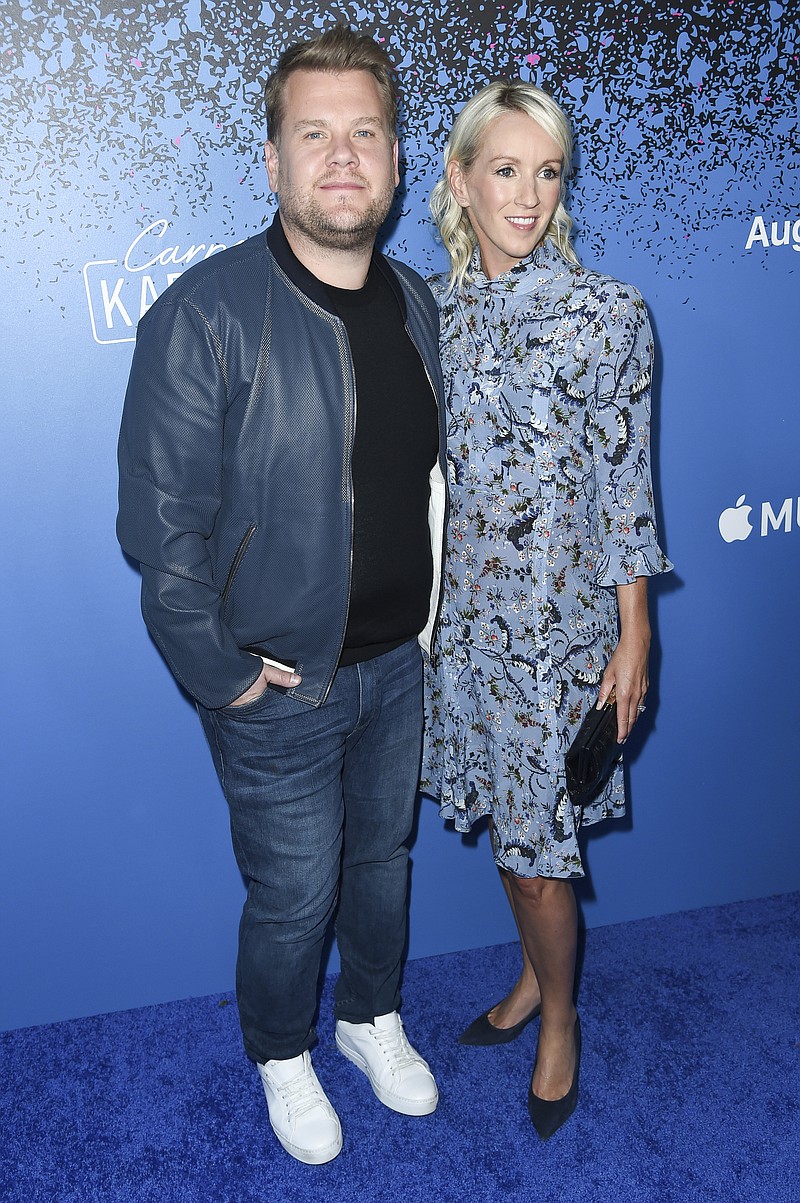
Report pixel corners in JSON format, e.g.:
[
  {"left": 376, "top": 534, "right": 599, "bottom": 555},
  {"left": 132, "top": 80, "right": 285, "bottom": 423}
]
[{"left": 267, "top": 213, "right": 408, "bottom": 321}]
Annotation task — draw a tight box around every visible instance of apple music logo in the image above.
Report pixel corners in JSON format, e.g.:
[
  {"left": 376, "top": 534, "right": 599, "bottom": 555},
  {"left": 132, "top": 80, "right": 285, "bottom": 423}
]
[
  {"left": 718, "top": 495, "right": 753, "bottom": 542},
  {"left": 719, "top": 494, "right": 799, "bottom": 543}
]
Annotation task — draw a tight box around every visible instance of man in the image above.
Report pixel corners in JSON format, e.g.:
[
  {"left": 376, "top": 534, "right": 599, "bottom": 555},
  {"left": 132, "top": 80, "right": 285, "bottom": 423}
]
[{"left": 117, "top": 26, "right": 447, "bottom": 1166}]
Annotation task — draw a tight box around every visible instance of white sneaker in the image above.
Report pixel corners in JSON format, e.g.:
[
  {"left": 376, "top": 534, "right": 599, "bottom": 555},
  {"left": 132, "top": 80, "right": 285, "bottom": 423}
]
[
  {"left": 335, "top": 1012, "right": 439, "bottom": 1116},
  {"left": 257, "top": 1051, "right": 343, "bottom": 1165}
]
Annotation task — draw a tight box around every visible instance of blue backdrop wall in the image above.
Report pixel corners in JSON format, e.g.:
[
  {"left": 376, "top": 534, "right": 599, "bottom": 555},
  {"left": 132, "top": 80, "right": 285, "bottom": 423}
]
[{"left": 1, "top": 0, "right": 798, "bottom": 1032}]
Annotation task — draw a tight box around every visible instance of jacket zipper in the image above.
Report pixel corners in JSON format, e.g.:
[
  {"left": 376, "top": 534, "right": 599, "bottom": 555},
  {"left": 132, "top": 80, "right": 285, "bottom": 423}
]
[
  {"left": 220, "top": 523, "right": 256, "bottom": 614},
  {"left": 404, "top": 321, "right": 448, "bottom": 656},
  {"left": 272, "top": 265, "right": 444, "bottom": 692},
  {"left": 269, "top": 267, "right": 357, "bottom": 707},
  {"left": 319, "top": 321, "right": 357, "bottom": 705}
]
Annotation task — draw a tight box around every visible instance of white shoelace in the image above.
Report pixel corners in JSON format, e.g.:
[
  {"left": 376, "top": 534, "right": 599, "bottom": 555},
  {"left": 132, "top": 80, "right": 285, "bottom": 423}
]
[
  {"left": 278, "top": 1063, "right": 327, "bottom": 1118},
  {"left": 374, "top": 1022, "right": 420, "bottom": 1073}
]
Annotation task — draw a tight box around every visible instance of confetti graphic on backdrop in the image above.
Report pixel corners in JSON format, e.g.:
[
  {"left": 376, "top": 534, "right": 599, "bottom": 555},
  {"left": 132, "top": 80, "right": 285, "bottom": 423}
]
[{"left": 1, "top": 0, "right": 797, "bottom": 279}]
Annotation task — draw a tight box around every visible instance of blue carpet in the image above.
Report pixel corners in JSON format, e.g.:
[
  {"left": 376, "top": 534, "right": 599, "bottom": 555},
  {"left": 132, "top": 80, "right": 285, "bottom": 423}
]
[{"left": 2, "top": 893, "right": 798, "bottom": 1203}]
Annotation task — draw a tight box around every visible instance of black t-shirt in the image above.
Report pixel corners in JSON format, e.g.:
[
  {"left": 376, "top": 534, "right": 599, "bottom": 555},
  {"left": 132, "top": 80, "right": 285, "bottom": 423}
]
[{"left": 324, "top": 264, "right": 439, "bottom": 665}]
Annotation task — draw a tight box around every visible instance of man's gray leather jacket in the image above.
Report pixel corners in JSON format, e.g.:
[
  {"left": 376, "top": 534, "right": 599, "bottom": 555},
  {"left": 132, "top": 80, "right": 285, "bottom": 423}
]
[{"left": 117, "top": 217, "right": 448, "bottom": 709}]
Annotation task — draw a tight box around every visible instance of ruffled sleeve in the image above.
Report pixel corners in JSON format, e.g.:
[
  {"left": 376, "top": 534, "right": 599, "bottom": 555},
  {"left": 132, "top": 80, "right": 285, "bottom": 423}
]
[{"left": 589, "top": 283, "right": 673, "bottom": 587}]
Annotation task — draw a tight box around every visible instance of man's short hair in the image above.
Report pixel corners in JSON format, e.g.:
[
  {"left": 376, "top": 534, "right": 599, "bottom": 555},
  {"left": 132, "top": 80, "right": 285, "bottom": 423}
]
[{"left": 264, "top": 25, "right": 398, "bottom": 144}]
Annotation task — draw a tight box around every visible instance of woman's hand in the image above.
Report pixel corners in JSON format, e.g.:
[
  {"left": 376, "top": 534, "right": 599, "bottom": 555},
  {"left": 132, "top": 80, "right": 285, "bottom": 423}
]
[{"left": 597, "top": 577, "right": 651, "bottom": 742}]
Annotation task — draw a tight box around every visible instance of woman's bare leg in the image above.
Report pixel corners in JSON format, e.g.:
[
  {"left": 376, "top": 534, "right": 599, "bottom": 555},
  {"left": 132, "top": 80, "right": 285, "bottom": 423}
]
[
  {"left": 486, "top": 865, "right": 542, "bottom": 1028},
  {"left": 506, "top": 873, "right": 578, "bottom": 1100}
]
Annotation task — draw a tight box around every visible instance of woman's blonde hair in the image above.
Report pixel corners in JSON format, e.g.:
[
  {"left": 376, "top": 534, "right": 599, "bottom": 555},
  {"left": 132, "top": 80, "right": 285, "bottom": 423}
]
[{"left": 430, "top": 80, "right": 579, "bottom": 293}]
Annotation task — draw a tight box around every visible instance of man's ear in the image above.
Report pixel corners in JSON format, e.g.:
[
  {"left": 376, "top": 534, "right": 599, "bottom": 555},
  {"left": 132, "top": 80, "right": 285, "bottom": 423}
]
[
  {"left": 392, "top": 138, "right": 400, "bottom": 188},
  {"left": 447, "top": 159, "right": 470, "bottom": 208},
  {"left": 264, "top": 140, "right": 279, "bottom": 193}
]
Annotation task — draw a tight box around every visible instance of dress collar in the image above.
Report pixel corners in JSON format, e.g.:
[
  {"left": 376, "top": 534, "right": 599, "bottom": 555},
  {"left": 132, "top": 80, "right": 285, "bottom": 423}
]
[{"left": 470, "top": 239, "right": 563, "bottom": 291}]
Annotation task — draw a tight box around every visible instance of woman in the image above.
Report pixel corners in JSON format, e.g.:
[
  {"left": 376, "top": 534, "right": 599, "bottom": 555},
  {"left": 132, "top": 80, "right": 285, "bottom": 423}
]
[{"left": 423, "top": 81, "right": 672, "bottom": 1139}]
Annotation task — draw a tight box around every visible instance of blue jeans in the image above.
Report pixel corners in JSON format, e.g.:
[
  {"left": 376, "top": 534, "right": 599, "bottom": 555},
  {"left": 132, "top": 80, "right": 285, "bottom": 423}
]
[{"left": 198, "top": 640, "right": 423, "bottom": 1063}]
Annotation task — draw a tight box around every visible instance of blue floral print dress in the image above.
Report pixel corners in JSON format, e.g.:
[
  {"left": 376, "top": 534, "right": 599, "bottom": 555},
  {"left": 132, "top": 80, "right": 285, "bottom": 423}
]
[{"left": 421, "top": 241, "right": 672, "bottom": 879}]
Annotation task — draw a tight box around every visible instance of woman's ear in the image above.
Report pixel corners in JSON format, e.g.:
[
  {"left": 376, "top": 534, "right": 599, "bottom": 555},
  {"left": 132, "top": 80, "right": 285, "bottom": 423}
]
[{"left": 447, "top": 160, "right": 470, "bottom": 208}]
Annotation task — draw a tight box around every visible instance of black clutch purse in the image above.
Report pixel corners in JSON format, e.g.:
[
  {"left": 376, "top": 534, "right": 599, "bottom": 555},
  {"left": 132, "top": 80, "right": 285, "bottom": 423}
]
[{"left": 565, "top": 688, "right": 624, "bottom": 808}]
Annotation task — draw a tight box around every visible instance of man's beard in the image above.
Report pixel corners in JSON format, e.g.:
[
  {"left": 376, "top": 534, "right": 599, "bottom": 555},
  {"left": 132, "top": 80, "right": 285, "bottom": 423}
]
[{"left": 278, "top": 175, "right": 395, "bottom": 252}]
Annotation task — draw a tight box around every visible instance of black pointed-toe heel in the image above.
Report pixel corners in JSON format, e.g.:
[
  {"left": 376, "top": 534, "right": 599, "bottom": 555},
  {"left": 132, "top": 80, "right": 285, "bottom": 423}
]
[
  {"left": 458, "top": 1001, "right": 541, "bottom": 1046},
  {"left": 527, "top": 1015, "right": 581, "bottom": 1140}
]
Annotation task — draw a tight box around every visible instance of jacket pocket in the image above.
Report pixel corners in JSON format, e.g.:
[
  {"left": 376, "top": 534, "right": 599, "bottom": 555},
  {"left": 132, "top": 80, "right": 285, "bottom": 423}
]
[{"left": 220, "top": 523, "right": 256, "bottom": 619}]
